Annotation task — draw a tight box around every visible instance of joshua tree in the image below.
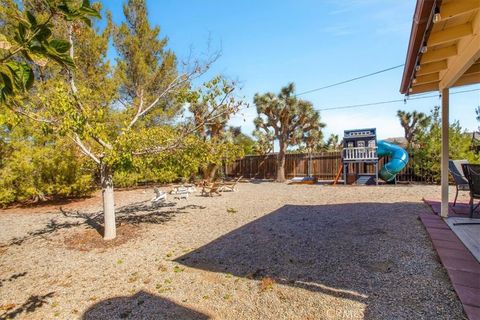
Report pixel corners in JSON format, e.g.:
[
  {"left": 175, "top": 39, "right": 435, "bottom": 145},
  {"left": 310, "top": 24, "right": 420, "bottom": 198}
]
[
  {"left": 397, "top": 110, "right": 430, "bottom": 148},
  {"left": 324, "top": 133, "right": 341, "bottom": 151},
  {"left": 253, "top": 83, "right": 325, "bottom": 182}
]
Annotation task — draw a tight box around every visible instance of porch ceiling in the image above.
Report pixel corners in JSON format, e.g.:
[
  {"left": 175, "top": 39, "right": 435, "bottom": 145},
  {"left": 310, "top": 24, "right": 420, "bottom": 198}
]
[{"left": 400, "top": 0, "right": 480, "bottom": 95}]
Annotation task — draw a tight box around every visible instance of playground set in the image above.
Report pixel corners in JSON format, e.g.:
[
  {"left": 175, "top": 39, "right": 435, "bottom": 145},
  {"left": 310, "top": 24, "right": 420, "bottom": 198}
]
[{"left": 334, "top": 128, "right": 409, "bottom": 185}]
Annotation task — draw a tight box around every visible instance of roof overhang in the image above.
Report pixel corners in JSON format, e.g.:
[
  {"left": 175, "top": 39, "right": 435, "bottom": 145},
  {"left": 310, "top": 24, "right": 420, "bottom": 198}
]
[{"left": 400, "top": 0, "right": 480, "bottom": 95}]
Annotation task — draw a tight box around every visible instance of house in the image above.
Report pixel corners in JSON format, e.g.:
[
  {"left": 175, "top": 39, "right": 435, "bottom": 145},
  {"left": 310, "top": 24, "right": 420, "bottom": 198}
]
[{"left": 400, "top": 0, "right": 480, "bottom": 217}]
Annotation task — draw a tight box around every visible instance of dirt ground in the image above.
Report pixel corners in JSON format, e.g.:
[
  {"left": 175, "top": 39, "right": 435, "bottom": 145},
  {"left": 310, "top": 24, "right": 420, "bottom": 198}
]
[{"left": 0, "top": 182, "right": 468, "bottom": 319}]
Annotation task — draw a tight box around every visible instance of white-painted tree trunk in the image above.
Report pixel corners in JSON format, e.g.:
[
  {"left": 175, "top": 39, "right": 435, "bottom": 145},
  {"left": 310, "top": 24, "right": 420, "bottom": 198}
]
[{"left": 101, "top": 162, "right": 116, "bottom": 240}]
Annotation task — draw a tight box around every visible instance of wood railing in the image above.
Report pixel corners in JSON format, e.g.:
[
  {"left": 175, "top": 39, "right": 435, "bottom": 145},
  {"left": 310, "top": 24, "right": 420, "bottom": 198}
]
[{"left": 343, "top": 147, "right": 378, "bottom": 161}]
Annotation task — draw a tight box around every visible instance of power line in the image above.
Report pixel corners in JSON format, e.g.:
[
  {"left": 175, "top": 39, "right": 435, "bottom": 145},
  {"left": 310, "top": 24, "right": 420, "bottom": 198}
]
[
  {"left": 296, "top": 64, "right": 405, "bottom": 96},
  {"left": 318, "top": 87, "right": 480, "bottom": 111}
]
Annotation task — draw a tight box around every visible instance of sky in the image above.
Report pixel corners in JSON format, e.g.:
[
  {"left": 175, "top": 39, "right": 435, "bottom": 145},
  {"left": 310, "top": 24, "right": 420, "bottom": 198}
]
[{"left": 102, "top": 0, "right": 480, "bottom": 140}]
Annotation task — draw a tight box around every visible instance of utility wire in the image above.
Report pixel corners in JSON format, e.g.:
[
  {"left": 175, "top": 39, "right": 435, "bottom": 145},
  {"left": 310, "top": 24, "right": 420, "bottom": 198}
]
[
  {"left": 296, "top": 64, "right": 405, "bottom": 96},
  {"left": 318, "top": 87, "right": 480, "bottom": 111}
]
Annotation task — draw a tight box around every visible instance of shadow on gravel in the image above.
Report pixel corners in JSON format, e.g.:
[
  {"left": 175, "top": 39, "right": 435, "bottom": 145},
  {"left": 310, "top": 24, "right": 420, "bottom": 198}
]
[
  {"left": 1, "top": 200, "right": 205, "bottom": 247},
  {"left": 0, "top": 292, "right": 55, "bottom": 320},
  {"left": 82, "top": 291, "right": 209, "bottom": 320},
  {"left": 176, "top": 203, "right": 465, "bottom": 319},
  {"left": 0, "top": 272, "right": 27, "bottom": 288}
]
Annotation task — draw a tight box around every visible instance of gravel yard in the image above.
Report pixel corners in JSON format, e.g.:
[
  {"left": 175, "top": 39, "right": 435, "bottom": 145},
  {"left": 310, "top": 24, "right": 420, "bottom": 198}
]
[{"left": 0, "top": 182, "right": 468, "bottom": 319}]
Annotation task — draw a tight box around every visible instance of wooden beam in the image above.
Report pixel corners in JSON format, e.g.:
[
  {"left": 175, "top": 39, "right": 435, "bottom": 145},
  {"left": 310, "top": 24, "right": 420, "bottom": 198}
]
[
  {"left": 439, "top": 0, "right": 480, "bottom": 21},
  {"left": 421, "top": 45, "right": 457, "bottom": 63},
  {"left": 410, "top": 81, "right": 439, "bottom": 94},
  {"left": 464, "top": 63, "right": 480, "bottom": 75},
  {"left": 416, "top": 60, "right": 448, "bottom": 76},
  {"left": 439, "top": 12, "right": 480, "bottom": 88},
  {"left": 453, "top": 72, "right": 480, "bottom": 87},
  {"left": 428, "top": 23, "right": 472, "bottom": 46},
  {"left": 415, "top": 72, "right": 440, "bottom": 85}
]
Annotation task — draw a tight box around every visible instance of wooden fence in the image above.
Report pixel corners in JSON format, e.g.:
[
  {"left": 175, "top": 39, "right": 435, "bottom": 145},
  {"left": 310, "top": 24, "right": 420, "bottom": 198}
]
[{"left": 225, "top": 152, "right": 427, "bottom": 183}]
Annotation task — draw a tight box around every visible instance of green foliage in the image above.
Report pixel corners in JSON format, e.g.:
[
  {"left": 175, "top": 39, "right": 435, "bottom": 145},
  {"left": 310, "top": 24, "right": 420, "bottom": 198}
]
[
  {"left": 0, "top": 0, "right": 99, "bottom": 102},
  {"left": 412, "top": 106, "right": 479, "bottom": 183},
  {"left": 252, "top": 130, "right": 274, "bottom": 155},
  {"left": 188, "top": 76, "right": 245, "bottom": 180},
  {"left": 229, "top": 127, "right": 255, "bottom": 155},
  {"left": 0, "top": 117, "right": 93, "bottom": 206},
  {"left": 113, "top": 128, "right": 209, "bottom": 186},
  {"left": 0, "top": 0, "right": 239, "bottom": 210},
  {"left": 113, "top": 0, "right": 182, "bottom": 125},
  {"left": 324, "top": 134, "right": 341, "bottom": 151}
]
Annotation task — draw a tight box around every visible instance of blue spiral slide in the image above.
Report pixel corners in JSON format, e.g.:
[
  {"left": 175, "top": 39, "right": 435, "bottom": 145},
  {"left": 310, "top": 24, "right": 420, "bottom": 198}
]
[{"left": 377, "top": 140, "right": 409, "bottom": 182}]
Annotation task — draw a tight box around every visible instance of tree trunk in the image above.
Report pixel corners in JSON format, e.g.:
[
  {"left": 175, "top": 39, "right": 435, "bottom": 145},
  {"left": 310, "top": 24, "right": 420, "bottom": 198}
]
[
  {"left": 276, "top": 141, "right": 286, "bottom": 182},
  {"left": 101, "top": 162, "right": 116, "bottom": 240},
  {"left": 203, "top": 164, "right": 219, "bottom": 182}
]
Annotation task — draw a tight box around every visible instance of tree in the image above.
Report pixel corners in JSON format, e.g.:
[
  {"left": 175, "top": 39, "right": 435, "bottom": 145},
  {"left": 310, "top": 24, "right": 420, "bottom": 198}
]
[
  {"left": 413, "top": 106, "right": 479, "bottom": 182},
  {"left": 229, "top": 126, "right": 255, "bottom": 155},
  {"left": 6, "top": 0, "right": 233, "bottom": 240},
  {"left": 397, "top": 110, "right": 430, "bottom": 148},
  {"left": 323, "top": 134, "right": 341, "bottom": 151},
  {"left": 253, "top": 83, "right": 325, "bottom": 182},
  {"left": 476, "top": 106, "right": 480, "bottom": 123},
  {"left": 189, "top": 76, "right": 245, "bottom": 181},
  {"left": 252, "top": 130, "right": 274, "bottom": 155}
]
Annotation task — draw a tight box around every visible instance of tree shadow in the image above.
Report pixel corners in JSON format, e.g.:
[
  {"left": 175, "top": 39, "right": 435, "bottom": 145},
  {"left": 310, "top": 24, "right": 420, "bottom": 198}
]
[
  {"left": 0, "top": 292, "right": 55, "bottom": 320},
  {"left": 0, "top": 272, "right": 27, "bottom": 288},
  {"left": 176, "top": 203, "right": 465, "bottom": 319},
  {"left": 82, "top": 291, "right": 209, "bottom": 320},
  {"left": 4, "top": 219, "right": 84, "bottom": 246},
  {"left": 2, "top": 200, "right": 203, "bottom": 247}
]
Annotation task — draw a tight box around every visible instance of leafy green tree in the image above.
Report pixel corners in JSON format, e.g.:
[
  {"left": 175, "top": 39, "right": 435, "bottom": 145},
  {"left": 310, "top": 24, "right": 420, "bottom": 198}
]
[
  {"left": 189, "top": 76, "right": 245, "bottom": 181},
  {"left": 253, "top": 83, "right": 325, "bottom": 182},
  {"left": 397, "top": 110, "right": 430, "bottom": 148},
  {"left": 6, "top": 0, "right": 230, "bottom": 240},
  {"left": 229, "top": 126, "right": 255, "bottom": 155},
  {"left": 413, "top": 106, "right": 479, "bottom": 182}
]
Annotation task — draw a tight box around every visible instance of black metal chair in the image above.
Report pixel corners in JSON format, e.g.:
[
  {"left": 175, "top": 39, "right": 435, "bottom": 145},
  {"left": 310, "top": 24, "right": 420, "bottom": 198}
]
[
  {"left": 461, "top": 163, "right": 480, "bottom": 218},
  {"left": 448, "top": 160, "right": 470, "bottom": 206}
]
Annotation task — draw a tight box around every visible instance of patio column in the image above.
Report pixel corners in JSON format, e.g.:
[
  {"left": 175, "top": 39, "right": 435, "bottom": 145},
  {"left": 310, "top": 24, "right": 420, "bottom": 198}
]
[{"left": 440, "top": 87, "right": 449, "bottom": 218}]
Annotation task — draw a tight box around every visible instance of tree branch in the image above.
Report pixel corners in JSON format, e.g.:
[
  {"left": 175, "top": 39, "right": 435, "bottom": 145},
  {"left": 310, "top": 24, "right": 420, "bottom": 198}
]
[
  {"left": 70, "top": 134, "right": 101, "bottom": 164},
  {"left": 67, "top": 23, "right": 113, "bottom": 151}
]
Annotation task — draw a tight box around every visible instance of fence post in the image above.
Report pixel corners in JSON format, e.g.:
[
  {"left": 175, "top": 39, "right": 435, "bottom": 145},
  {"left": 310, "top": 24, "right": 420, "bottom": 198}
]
[{"left": 249, "top": 157, "right": 252, "bottom": 178}]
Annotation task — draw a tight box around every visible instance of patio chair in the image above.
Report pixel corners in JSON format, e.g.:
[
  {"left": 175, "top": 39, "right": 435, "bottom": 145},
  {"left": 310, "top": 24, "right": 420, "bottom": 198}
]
[
  {"left": 448, "top": 159, "right": 470, "bottom": 206},
  {"left": 461, "top": 163, "right": 480, "bottom": 218},
  {"left": 219, "top": 176, "right": 243, "bottom": 192},
  {"left": 173, "top": 187, "right": 189, "bottom": 200},
  {"left": 201, "top": 182, "right": 222, "bottom": 197},
  {"left": 152, "top": 187, "right": 167, "bottom": 204}
]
